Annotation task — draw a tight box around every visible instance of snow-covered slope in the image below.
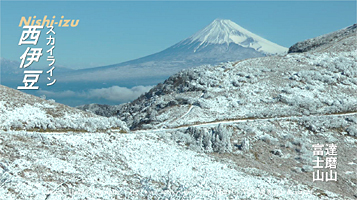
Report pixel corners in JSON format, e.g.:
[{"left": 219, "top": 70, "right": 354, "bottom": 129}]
[
  {"left": 76, "top": 103, "right": 122, "bottom": 117},
  {"left": 0, "top": 85, "right": 128, "bottom": 132},
  {"left": 289, "top": 24, "right": 357, "bottom": 53},
  {"left": 179, "top": 19, "right": 287, "bottom": 54},
  {"left": 1, "top": 86, "right": 345, "bottom": 199},
  {"left": 1, "top": 129, "right": 342, "bottom": 199},
  {"left": 117, "top": 24, "right": 357, "bottom": 130}
]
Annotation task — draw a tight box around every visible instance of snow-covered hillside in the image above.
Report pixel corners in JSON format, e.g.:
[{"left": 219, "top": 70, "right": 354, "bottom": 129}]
[
  {"left": 0, "top": 85, "right": 128, "bottom": 132},
  {"left": 118, "top": 24, "right": 356, "bottom": 130},
  {"left": 2, "top": 88, "right": 346, "bottom": 199},
  {"left": 1, "top": 83, "right": 342, "bottom": 200},
  {"left": 1, "top": 129, "right": 344, "bottom": 199},
  {"left": 289, "top": 24, "right": 357, "bottom": 53}
]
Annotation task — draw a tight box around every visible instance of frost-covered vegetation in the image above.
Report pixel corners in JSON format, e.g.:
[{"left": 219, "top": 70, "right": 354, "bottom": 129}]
[
  {"left": 76, "top": 103, "right": 122, "bottom": 117},
  {"left": 176, "top": 124, "right": 234, "bottom": 153},
  {"left": 165, "top": 113, "right": 357, "bottom": 198},
  {"left": 0, "top": 130, "right": 346, "bottom": 199},
  {"left": 288, "top": 24, "right": 356, "bottom": 53},
  {"left": 0, "top": 85, "right": 128, "bottom": 132}
]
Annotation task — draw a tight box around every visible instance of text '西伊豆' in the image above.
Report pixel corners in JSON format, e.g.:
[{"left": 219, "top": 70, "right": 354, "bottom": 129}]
[{"left": 17, "top": 26, "right": 57, "bottom": 90}]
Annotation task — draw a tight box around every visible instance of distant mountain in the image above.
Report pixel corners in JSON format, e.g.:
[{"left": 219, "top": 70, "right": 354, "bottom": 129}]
[
  {"left": 0, "top": 57, "right": 74, "bottom": 86},
  {"left": 60, "top": 19, "right": 287, "bottom": 85},
  {"left": 178, "top": 19, "right": 287, "bottom": 54},
  {"left": 0, "top": 58, "right": 23, "bottom": 76}
]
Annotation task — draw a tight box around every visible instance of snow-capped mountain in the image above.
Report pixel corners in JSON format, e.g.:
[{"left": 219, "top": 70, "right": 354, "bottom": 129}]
[{"left": 176, "top": 19, "right": 287, "bottom": 54}]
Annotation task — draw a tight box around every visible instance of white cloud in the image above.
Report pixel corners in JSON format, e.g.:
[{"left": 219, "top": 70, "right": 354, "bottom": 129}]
[
  {"left": 37, "top": 85, "right": 153, "bottom": 103},
  {"left": 38, "top": 90, "right": 77, "bottom": 98},
  {"left": 86, "top": 85, "right": 153, "bottom": 102}
]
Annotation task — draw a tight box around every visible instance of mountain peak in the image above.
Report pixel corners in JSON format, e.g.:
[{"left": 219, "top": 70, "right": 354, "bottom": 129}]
[
  {"left": 186, "top": 19, "right": 288, "bottom": 54},
  {"left": 212, "top": 18, "right": 232, "bottom": 23}
]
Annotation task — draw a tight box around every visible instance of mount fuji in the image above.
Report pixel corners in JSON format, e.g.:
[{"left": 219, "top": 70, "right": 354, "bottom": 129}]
[
  {"left": 60, "top": 19, "right": 287, "bottom": 86},
  {"left": 175, "top": 19, "right": 287, "bottom": 54}
]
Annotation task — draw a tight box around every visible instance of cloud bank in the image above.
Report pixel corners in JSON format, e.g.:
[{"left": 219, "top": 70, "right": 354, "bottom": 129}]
[
  {"left": 86, "top": 85, "right": 153, "bottom": 102},
  {"left": 38, "top": 85, "right": 153, "bottom": 103}
]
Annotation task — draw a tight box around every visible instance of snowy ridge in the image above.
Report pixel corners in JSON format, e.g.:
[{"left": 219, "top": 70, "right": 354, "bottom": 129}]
[
  {"left": 183, "top": 19, "right": 288, "bottom": 54},
  {"left": 118, "top": 50, "right": 357, "bottom": 130},
  {"left": 118, "top": 24, "right": 357, "bottom": 131},
  {"left": 0, "top": 85, "right": 128, "bottom": 132},
  {"left": 289, "top": 24, "right": 357, "bottom": 53}
]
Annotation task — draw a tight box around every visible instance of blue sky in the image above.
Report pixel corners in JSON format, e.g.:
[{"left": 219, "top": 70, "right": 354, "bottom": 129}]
[{"left": 1, "top": 1, "right": 356, "bottom": 69}]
